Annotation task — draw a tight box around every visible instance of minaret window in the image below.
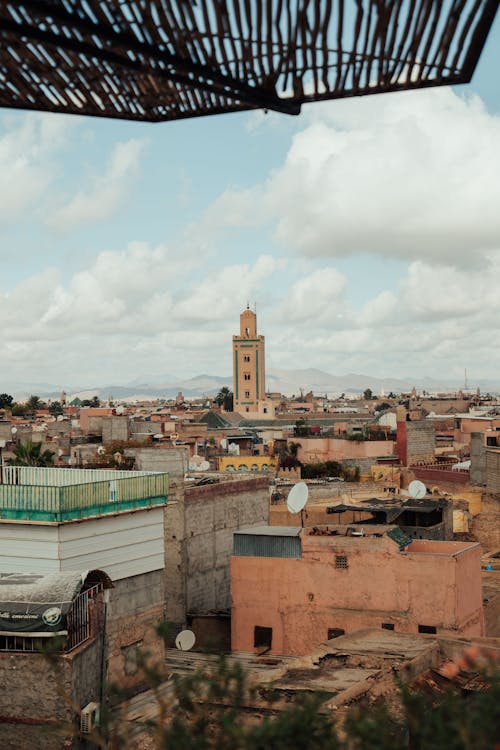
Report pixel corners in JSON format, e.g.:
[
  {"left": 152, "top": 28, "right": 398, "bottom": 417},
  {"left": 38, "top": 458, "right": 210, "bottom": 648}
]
[
  {"left": 244, "top": 373, "right": 251, "bottom": 381},
  {"left": 244, "top": 356, "right": 250, "bottom": 363}
]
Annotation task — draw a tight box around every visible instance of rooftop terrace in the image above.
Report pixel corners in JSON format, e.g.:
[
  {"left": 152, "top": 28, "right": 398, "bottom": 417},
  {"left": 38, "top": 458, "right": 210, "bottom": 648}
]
[{"left": 0, "top": 466, "right": 168, "bottom": 522}]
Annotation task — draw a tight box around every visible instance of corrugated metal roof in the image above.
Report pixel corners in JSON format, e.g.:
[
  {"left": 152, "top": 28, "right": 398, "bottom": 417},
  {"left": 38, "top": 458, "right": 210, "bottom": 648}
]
[
  {"left": 234, "top": 526, "right": 301, "bottom": 537},
  {"left": 387, "top": 528, "right": 412, "bottom": 549},
  {"left": 234, "top": 534, "right": 301, "bottom": 559}
]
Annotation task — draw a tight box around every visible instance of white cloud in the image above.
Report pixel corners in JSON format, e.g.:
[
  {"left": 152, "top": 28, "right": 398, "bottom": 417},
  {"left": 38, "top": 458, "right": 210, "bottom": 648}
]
[
  {"left": 47, "top": 138, "right": 145, "bottom": 231},
  {"left": 0, "top": 114, "right": 71, "bottom": 229},
  {"left": 208, "top": 89, "right": 500, "bottom": 267},
  {"left": 276, "top": 268, "right": 347, "bottom": 324},
  {"left": 3, "top": 246, "right": 500, "bottom": 385}
]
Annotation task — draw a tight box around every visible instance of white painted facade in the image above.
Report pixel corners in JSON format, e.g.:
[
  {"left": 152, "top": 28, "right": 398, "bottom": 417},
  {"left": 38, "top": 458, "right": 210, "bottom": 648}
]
[{"left": 0, "top": 508, "right": 164, "bottom": 581}]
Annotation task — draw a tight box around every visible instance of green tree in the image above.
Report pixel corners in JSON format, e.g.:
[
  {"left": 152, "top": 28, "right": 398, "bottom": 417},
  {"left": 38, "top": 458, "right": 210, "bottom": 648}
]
[
  {"left": 26, "top": 394, "right": 46, "bottom": 411},
  {"left": 49, "top": 401, "right": 64, "bottom": 416},
  {"left": 363, "top": 388, "right": 373, "bottom": 400},
  {"left": 8, "top": 440, "right": 55, "bottom": 467},
  {"left": 0, "top": 393, "right": 13, "bottom": 409},
  {"left": 81, "top": 395, "right": 100, "bottom": 407},
  {"left": 215, "top": 387, "right": 233, "bottom": 411},
  {"left": 277, "top": 442, "right": 302, "bottom": 469},
  {"left": 10, "top": 402, "right": 27, "bottom": 417}
]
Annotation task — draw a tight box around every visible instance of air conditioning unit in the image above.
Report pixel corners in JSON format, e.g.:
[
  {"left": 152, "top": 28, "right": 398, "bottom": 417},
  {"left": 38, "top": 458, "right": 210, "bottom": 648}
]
[{"left": 80, "top": 701, "right": 100, "bottom": 734}]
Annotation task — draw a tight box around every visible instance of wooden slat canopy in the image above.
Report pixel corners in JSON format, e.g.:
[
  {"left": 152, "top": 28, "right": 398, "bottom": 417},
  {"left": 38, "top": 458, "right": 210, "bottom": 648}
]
[{"left": 0, "top": 1, "right": 497, "bottom": 123}]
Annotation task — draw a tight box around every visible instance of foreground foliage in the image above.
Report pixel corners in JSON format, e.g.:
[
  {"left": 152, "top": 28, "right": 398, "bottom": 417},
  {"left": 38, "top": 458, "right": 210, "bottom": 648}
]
[{"left": 92, "top": 646, "right": 500, "bottom": 750}]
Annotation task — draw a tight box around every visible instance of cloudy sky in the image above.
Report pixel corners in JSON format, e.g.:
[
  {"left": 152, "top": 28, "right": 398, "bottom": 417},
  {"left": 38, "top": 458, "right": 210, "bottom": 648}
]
[{"left": 2, "top": 16, "right": 500, "bottom": 390}]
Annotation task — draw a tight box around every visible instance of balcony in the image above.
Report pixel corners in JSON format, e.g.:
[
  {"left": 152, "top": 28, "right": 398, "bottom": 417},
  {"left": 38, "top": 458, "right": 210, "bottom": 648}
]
[{"left": 0, "top": 466, "right": 168, "bottom": 522}]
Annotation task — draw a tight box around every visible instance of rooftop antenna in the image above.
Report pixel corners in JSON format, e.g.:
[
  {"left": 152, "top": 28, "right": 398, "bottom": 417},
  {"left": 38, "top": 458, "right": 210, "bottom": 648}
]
[
  {"left": 175, "top": 629, "right": 196, "bottom": 651},
  {"left": 464, "top": 368, "right": 469, "bottom": 391},
  {"left": 287, "top": 481, "right": 309, "bottom": 527}
]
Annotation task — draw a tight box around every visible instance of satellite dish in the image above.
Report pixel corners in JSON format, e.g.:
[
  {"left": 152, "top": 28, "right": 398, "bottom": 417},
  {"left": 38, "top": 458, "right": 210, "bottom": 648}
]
[
  {"left": 287, "top": 482, "right": 309, "bottom": 514},
  {"left": 408, "top": 480, "right": 426, "bottom": 499},
  {"left": 175, "top": 629, "right": 196, "bottom": 651},
  {"left": 11, "top": 426, "right": 17, "bottom": 434},
  {"left": 199, "top": 461, "right": 210, "bottom": 471},
  {"left": 97, "top": 446, "right": 105, "bottom": 455}
]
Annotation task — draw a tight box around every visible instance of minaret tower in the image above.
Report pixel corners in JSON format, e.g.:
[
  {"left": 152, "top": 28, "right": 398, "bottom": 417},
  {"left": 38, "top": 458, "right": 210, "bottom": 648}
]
[{"left": 232, "top": 306, "right": 266, "bottom": 414}]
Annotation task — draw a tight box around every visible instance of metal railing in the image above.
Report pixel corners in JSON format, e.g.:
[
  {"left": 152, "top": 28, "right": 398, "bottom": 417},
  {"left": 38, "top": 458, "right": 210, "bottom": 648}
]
[
  {"left": 0, "top": 584, "right": 104, "bottom": 653},
  {"left": 0, "top": 467, "right": 168, "bottom": 521},
  {"left": 66, "top": 584, "right": 102, "bottom": 651}
]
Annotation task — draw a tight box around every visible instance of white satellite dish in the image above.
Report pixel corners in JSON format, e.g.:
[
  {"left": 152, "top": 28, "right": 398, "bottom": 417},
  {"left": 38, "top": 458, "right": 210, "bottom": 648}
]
[
  {"left": 408, "top": 480, "right": 426, "bottom": 499},
  {"left": 199, "top": 460, "right": 210, "bottom": 471},
  {"left": 287, "top": 482, "right": 309, "bottom": 514},
  {"left": 175, "top": 629, "right": 196, "bottom": 651},
  {"left": 97, "top": 446, "right": 105, "bottom": 455},
  {"left": 11, "top": 426, "right": 17, "bottom": 434}
]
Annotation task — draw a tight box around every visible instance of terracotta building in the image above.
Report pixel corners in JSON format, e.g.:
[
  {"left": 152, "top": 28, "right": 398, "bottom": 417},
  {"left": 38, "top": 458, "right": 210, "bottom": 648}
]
[{"left": 231, "top": 525, "right": 483, "bottom": 655}]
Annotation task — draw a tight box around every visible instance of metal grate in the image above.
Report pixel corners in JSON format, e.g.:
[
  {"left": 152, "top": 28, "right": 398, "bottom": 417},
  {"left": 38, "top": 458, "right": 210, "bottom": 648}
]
[
  {"left": 0, "top": 1, "right": 497, "bottom": 123},
  {"left": 335, "top": 555, "right": 349, "bottom": 569}
]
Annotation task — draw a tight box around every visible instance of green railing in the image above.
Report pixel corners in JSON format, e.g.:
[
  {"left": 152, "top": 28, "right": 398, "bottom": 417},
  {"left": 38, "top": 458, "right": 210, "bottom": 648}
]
[{"left": 0, "top": 472, "right": 169, "bottom": 522}]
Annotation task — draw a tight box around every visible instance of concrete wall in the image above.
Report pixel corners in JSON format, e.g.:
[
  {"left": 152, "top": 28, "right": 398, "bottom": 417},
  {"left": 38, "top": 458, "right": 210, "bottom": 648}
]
[
  {"left": 470, "top": 432, "right": 487, "bottom": 486},
  {"left": 106, "top": 569, "right": 165, "bottom": 693},
  {"left": 486, "top": 449, "right": 500, "bottom": 496},
  {"left": 405, "top": 421, "right": 435, "bottom": 465},
  {"left": 231, "top": 533, "right": 483, "bottom": 655},
  {"left": 102, "top": 415, "right": 129, "bottom": 444},
  {"left": 0, "top": 636, "right": 102, "bottom": 750},
  {"left": 164, "top": 477, "right": 269, "bottom": 628}
]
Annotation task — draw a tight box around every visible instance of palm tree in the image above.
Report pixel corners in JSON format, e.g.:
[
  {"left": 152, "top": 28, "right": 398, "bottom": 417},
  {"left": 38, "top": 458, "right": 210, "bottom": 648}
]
[
  {"left": 8, "top": 440, "right": 55, "bottom": 467},
  {"left": 214, "top": 387, "right": 233, "bottom": 411}
]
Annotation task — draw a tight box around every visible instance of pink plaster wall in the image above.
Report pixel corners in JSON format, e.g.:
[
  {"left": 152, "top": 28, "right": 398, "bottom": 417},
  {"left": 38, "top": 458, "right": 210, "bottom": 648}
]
[
  {"left": 295, "top": 437, "right": 394, "bottom": 464},
  {"left": 231, "top": 534, "right": 483, "bottom": 655}
]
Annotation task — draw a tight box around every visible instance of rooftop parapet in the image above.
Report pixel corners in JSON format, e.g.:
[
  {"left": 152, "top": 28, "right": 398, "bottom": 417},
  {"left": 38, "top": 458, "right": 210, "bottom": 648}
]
[{"left": 0, "top": 466, "right": 168, "bottom": 522}]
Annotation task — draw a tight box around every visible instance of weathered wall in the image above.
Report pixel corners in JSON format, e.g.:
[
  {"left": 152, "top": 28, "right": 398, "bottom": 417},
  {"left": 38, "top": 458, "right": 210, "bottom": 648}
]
[
  {"left": 470, "top": 432, "right": 487, "bottom": 486},
  {"left": 102, "top": 415, "right": 129, "bottom": 444},
  {"left": 231, "top": 534, "right": 483, "bottom": 655},
  {"left": 486, "top": 449, "right": 500, "bottom": 496},
  {"left": 296, "top": 437, "right": 394, "bottom": 464},
  {"left": 0, "top": 637, "right": 102, "bottom": 750},
  {"left": 106, "top": 569, "right": 165, "bottom": 693},
  {"left": 406, "top": 421, "right": 436, "bottom": 465},
  {"left": 183, "top": 478, "right": 269, "bottom": 613},
  {"left": 471, "top": 495, "right": 500, "bottom": 550}
]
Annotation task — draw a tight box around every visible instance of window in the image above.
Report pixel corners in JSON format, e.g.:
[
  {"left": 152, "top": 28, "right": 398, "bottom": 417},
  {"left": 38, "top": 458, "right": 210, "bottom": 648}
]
[
  {"left": 254, "top": 626, "right": 272, "bottom": 649},
  {"left": 327, "top": 628, "right": 345, "bottom": 639},
  {"left": 244, "top": 355, "right": 250, "bottom": 362},
  {"left": 245, "top": 391, "right": 250, "bottom": 398},
  {"left": 418, "top": 624, "right": 437, "bottom": 634},
  {"left": 244, "top": 373, "right": 251, "bottom": 380},
  {"left": 335, "top": 555, "right": 348, "bottom": 569},
  {"left": 382, "top": 623, "right": 395, "bottom": 631}
]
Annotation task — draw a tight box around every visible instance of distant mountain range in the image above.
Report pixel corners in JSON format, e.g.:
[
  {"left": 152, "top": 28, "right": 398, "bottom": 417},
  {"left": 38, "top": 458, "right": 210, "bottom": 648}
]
[{"left": 4, "top": 369, "right": 500, "bottom": 402}]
